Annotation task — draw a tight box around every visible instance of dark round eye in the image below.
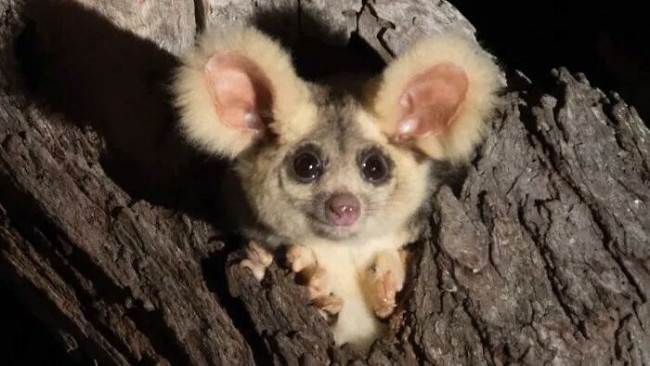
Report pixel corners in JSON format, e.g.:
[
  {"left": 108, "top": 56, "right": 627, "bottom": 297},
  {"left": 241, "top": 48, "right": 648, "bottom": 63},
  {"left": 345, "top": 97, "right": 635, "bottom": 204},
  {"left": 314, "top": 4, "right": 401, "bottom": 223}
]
[
  {"left": 292, "top": 147, "right": 323, "bottom": 183},
  {"left": 360, "top": 148, "right": 390, "bottom": 183}
]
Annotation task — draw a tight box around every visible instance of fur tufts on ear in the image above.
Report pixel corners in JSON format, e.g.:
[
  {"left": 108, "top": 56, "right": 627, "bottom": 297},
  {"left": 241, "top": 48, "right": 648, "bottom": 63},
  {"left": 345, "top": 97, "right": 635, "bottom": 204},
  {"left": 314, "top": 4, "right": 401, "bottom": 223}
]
[
  {"left": 369, "top": 32, "right": 500, "bottom": 161},
  {"left": 172, "top": 27, "right": 312, "bottom": 159}
]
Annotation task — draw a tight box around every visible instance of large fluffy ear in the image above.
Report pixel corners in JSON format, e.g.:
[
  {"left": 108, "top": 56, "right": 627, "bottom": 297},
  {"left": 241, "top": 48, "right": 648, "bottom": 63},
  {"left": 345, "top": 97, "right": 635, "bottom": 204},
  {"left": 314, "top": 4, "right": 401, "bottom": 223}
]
[
  {"left": 172, "top": 27, "right": 312, "bottom": 158},
  {"left": 368, "top": 33, "right": 500, "bottom": 161}
]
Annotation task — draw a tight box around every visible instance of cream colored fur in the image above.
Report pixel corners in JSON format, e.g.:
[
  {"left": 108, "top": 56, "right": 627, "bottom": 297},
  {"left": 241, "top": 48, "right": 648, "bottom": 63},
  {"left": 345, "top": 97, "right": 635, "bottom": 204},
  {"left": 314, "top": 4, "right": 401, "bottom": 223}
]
[
  {"left": 237, "top": 110, "right": 430, "bottom": 250},
  {"left": 173, "top": 27, "right": 500, "bottom": 353},
  {"left": 306, "top": 231, "right": 410, "bottom": 351},
  {"left": 173, "top": 27, "right": 317, "bottom": 158},
  {"left": 370, "top": 32, "right": 500, "bottom": 161}
]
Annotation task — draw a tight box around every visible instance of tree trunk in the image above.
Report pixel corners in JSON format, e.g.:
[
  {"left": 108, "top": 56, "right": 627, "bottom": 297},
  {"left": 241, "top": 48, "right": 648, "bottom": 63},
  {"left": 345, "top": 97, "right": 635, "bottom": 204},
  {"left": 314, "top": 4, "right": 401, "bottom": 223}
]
[{"left": 1, "top": 0, "right": 648, "bottom": 365}]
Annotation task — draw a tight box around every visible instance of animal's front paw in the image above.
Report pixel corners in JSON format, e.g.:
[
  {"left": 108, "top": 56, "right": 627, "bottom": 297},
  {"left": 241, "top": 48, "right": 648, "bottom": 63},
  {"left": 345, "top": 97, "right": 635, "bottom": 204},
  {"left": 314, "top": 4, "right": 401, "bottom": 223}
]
[
  {"left": 365, "top": 249, "right": 407, "bottom": 319},
  {"left": 239, "top": 240, "right": 274, "bottom": 281},
  {"left": 285, "top": 245, "right": 343, "bottom": 322}
]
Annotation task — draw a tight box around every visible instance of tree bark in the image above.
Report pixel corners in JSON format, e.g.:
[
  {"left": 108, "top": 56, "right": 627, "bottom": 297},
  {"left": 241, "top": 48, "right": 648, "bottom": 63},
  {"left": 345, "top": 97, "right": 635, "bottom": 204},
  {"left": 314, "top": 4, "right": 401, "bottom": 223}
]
[{"left": 1, "top": 0, "right": 648, "bottom": 365}]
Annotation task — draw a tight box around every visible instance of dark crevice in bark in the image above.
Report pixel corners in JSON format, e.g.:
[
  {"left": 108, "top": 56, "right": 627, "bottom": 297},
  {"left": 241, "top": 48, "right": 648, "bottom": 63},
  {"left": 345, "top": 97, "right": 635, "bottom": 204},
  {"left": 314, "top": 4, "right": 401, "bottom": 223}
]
[
  {"left": 460, "top": 294, "right": 495, "bottom": 365},
  {"left": 0, "top": 161, "right": 193, "bottom": 365},
  {"left": 201, "top": 244, "right": 274, "bottom": 365},
  {"left": 515, "top": 201, "right": 588, "bottom": 339},
  {"left": 475, "top": 189, "right": 505, "bottom": 279},
  {"left": 591, "top": 211, "right": 646, "bottom": 303},
  {"left": 407, "top": 241, "right": 439, "bottom": 364}
]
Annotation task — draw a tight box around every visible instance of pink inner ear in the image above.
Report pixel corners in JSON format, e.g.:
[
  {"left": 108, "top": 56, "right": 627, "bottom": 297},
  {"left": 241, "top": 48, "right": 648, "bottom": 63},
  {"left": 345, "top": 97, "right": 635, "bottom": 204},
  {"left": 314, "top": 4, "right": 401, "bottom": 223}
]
[
  {"left": 393, "top": 62, "right": 468, "bottom": 142},
  {"left": 204, "top": 52, "right": 273, "bottom": 134}
]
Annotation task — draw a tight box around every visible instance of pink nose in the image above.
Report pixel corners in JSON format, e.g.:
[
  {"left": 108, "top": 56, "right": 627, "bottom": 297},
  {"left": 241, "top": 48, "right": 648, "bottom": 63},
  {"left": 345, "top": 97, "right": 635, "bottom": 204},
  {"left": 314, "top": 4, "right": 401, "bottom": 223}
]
[{"left": 326, "top": 193, "right": 360, "bottom": 226}]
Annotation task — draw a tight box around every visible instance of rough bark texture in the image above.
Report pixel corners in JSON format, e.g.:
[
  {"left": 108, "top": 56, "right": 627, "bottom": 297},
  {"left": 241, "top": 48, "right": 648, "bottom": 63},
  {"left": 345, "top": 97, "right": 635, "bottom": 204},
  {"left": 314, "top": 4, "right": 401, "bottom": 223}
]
[{"left": 1, "top": 0, "right": 648, "bottom": 365}]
